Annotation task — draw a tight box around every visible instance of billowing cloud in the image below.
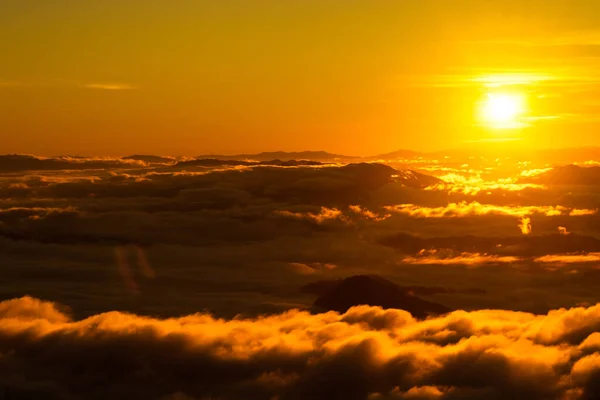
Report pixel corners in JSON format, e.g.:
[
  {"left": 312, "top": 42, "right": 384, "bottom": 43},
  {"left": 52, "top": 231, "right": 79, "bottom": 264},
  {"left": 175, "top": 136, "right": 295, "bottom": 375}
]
[{"left": 3, "top": 297, "right": 600, "bottom": 399}]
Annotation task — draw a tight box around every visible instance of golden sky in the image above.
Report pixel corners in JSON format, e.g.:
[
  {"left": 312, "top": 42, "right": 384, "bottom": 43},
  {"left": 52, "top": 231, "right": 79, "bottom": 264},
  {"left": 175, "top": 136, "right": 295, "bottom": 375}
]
[{"left": 2, "top": 0, "right": 600, "bottom": 156}]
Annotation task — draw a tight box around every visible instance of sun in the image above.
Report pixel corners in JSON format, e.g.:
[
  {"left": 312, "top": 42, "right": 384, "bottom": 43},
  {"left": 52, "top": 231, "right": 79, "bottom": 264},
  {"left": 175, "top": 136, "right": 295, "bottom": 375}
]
[{"left": 479, "top": 92, "right": 527, "bottom": 129}]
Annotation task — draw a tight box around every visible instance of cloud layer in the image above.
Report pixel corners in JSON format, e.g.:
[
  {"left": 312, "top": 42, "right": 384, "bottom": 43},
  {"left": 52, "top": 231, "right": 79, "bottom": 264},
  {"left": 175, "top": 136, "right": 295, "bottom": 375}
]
[
  {"left": 3, "top": 297, "right": 600, "bottom": 399},
  {"left": 2, "top": 154, "right": 600, "bottom": 330}
]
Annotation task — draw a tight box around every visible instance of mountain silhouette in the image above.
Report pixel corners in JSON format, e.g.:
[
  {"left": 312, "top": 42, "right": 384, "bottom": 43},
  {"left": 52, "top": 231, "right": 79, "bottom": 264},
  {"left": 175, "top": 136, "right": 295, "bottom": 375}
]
[
  {"left": 523, "top": 165, "right": 600, "bottom": 185},
  {"left": 312, "top": 275, "right": 451, "bottom": 318},
  {"left": 122, "top": 155, "right": 176, "bottom": 164},
  {"left": 194, "top": 151, "right": 354, "bottom": 162},
  {"left": 175, "top": 158, "right": 323, "bottom": 168}
]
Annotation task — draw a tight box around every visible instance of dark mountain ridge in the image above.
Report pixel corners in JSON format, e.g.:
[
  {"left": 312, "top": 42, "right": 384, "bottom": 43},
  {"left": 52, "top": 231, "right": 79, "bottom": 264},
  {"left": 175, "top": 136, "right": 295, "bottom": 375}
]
[
  {"left": 310, "top": 275, "right": 451, "bottom": 318},
  {"left": 522, "top": 165, "right": 600, "bottom": 185}
]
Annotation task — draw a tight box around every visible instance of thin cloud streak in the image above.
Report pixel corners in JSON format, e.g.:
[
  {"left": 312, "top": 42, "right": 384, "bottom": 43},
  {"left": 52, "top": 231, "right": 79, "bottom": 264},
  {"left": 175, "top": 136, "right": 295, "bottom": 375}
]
[
  {"left": 0, "top": 81, "right": 138, "bottom": 91},
  {"left": 535, "top": 253, "right": 600, "bottom": 264},
  {"left": 384, "top": 201, "right": 596, "bottom": 218},
  {"left": 401, "top": 250, "right": 600, "bottom": 267},
  {"left": 0, "top": 80, "right": 39, "bottom": 88},
  {"left": 401, "top": 251, "right": 520, "bottom": 266},
  {"left": 425, "top": 181, "right": 547, "bottom": 195},
  {"left": 82, "top": 83, "right": 137, "bottom": 90}
]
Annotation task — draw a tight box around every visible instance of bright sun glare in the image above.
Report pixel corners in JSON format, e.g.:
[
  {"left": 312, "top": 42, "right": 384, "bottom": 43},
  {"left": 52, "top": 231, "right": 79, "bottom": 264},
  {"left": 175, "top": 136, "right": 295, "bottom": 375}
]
[{"left": 479, "top": 92, "right": 527, "bottom": 129}]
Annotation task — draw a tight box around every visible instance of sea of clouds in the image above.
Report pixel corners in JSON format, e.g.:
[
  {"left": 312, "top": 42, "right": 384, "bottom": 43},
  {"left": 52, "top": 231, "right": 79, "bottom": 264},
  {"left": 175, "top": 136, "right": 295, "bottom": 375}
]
[{"left": 2, "top": 153, "right": 600, "bottom": 398}]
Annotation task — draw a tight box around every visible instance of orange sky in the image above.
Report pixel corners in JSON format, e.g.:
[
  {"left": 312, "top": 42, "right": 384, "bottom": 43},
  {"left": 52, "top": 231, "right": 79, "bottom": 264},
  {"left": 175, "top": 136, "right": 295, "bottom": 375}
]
[{"left": 2, "top": 0, "right": 600, "bottom": 156}]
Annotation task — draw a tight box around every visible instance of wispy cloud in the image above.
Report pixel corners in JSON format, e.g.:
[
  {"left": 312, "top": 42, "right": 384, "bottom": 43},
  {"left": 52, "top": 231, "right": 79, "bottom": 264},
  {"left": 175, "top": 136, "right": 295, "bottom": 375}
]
[
  {"left": 519, "top": 216, "right": 533, "bottom": 235},
  {"left": 535, "top": 253, "right": 600, "bottom": 264},
  {"left": 400, "top": 71, "right": 558, "bottom": 88},
  {"left": 1, "top": 81, "right": 138, "bottom": 91},
  {"left": 0, "top": 81, "right": 32, "bottom": 88},
  {"left": 426, "top": 180, "right": 546, "bottom": 195},
  {"left": 384, "top": 201, "right": 596, "bottom": 218},
  {"left": 274, "top": 207, "right": 347, "bottom": 224},
  {"left": 82, "top": 83, "right": 136, "bottom": 91},
  {"left": 400, "top": 70, "right": 600, "bottom": 90},
  {"left": 401, "top": 250, "right": 519, "bottom": 266}
]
